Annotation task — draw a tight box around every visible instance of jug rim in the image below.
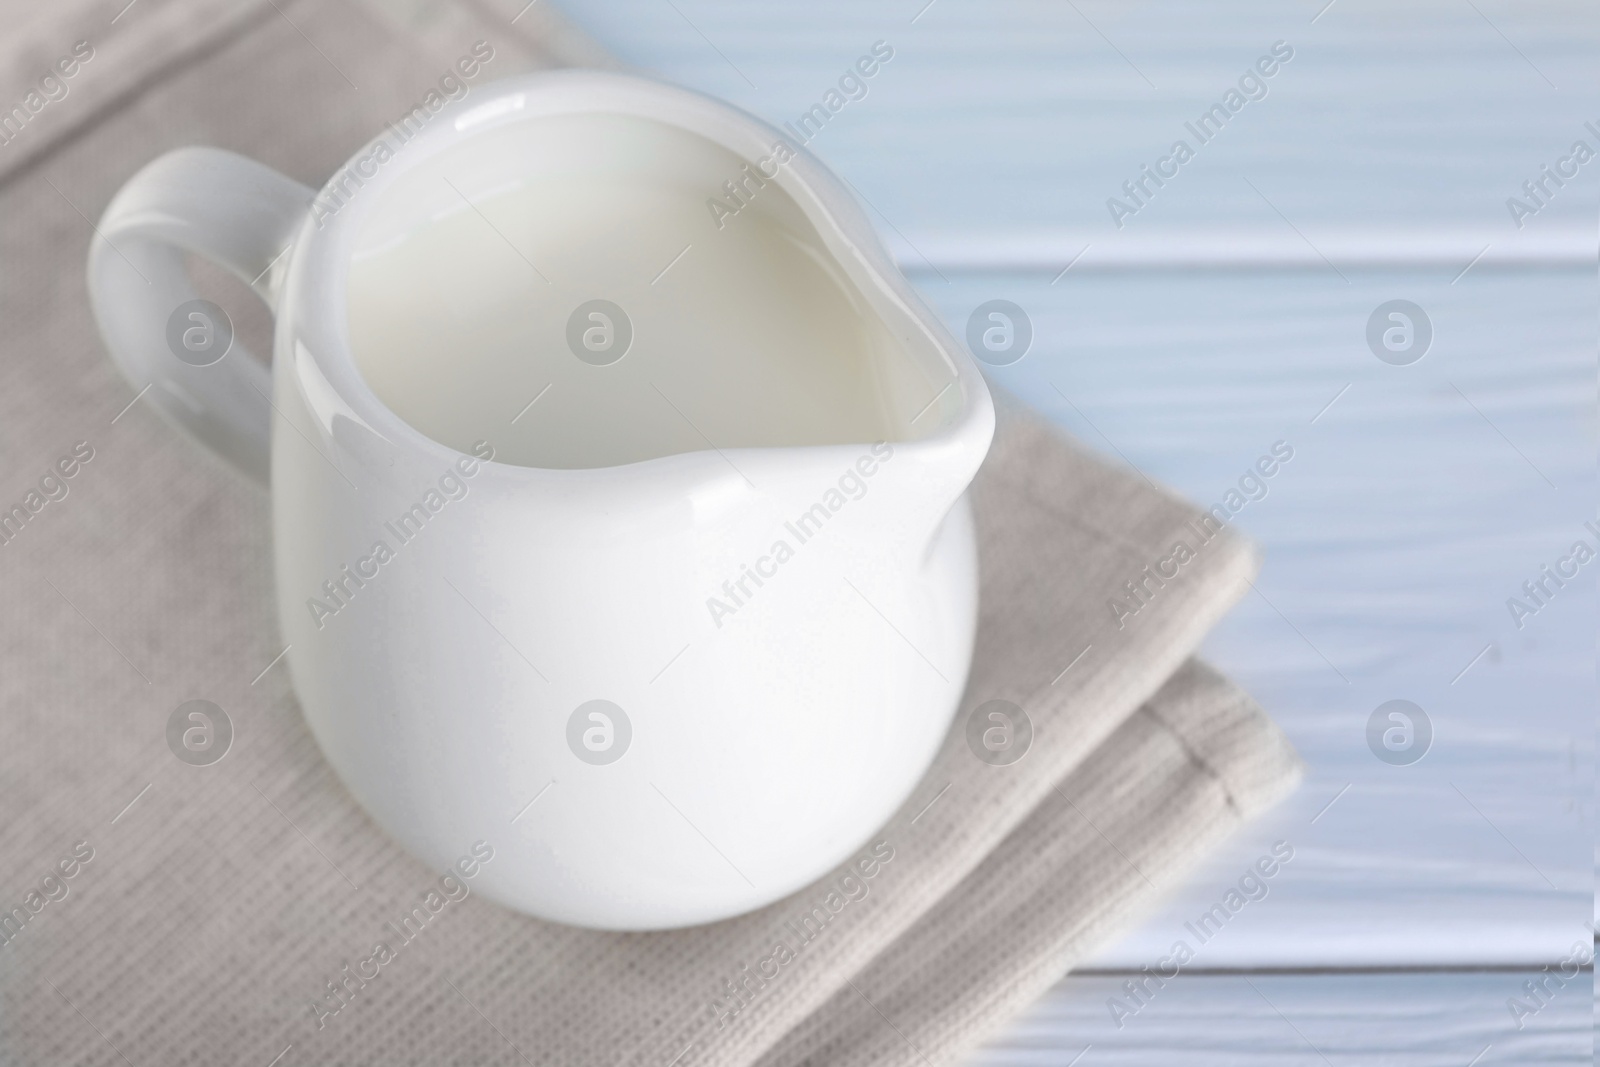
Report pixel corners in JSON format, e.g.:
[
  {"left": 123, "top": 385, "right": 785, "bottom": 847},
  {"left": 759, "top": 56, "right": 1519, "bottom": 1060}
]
[{"left": 280, "top": 68, "right": 994, "bottom": 482}]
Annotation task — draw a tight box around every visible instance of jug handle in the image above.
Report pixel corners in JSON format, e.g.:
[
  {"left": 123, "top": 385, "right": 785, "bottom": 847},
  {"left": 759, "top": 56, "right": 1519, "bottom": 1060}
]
[{"left": 87, "top": 147, "right": 315, "bottom": 487}]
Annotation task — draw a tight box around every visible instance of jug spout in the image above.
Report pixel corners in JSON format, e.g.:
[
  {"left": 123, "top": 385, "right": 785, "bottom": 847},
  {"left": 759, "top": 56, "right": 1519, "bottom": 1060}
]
[
  {"left": 879, "top": 381, "right": 995, "bottom": 565},
  {"left": 877, "top": 351, "right": 995, "bottom": 561},
  {"left": 722, "top": 366, "right": 994, "bottom": 581}
]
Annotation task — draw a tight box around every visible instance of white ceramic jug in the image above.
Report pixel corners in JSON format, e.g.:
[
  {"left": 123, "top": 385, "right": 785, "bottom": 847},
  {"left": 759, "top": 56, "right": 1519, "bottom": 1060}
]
[{"left": 87, "top": 71, "right": 993, "bottom": 929}]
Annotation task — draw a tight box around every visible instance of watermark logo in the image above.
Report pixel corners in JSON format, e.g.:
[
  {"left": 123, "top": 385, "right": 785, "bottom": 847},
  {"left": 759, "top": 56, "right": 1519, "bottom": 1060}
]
[
  {"left": 0, "top": 840, "right": 94, "bottom": 950},
  {"left": 706, "top": 41, "right": 895, "bottom": 231},
  {"left": 965, "top": 300, "right": 1032, "bottom": 366},
  {"left": 1507, "top": 938, "right": 1594, "bottom": 1030},
  {"left": 1506, "top": 123, "right": 1599, "bottom": 229},
  {"left": 1365, "top": 699, "right": 1431, "bottom": 766},
  {"left": 307, "top": 441, "right": 495, "bottom": 630},
  {"left": 166, "top": 299, "right": 233, "bottom": 367},
  {"left": 566, "top": 299, "right": 632, "bottom": 366},
  {"left": 705, "top": 443, "right": 894, "bottom": 629},
  {"left": 307, "top": 842, "right": 493, "bottom": 1030},
  {"left": 1365, "top": 300, "right": 1431, "bottom": 365},
  {"left": 1107, "top": 440, "right": 1295, "bottom": 631},
  {"left": 567, "top": 700, "right": 631, "bottom": 765},
  {"left": 0, "top": 40, "right": 95, "bottom": 148},
  {"left": 1106, "top": 40, "right": 1294, "bottom": 228},
  {"left": 310, "top": 42, "right": 496, "bottom": 228},
  {"left": 0, "top": 440, "right": 94, "bottom": 549},
  {"left": 166, "top": 700, "right": 233, "bottom": 766},
  {"left": 965, "top": 699, "right": 1033, "bottom": 765},
  {"left": 1506, "top": 521, "right": 1600, "bottom": 630},
  {"left": 689, "top": 840, "right": 895, "bottom": 1038},
  {"left": 1109, "top": 841, "right": 1295, "bottom": 1028}
]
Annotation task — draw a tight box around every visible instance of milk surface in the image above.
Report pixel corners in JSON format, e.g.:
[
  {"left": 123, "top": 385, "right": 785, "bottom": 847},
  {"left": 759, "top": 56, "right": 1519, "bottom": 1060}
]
[{"left": 346, "top": 116, "right": 904, "bottom": 469}]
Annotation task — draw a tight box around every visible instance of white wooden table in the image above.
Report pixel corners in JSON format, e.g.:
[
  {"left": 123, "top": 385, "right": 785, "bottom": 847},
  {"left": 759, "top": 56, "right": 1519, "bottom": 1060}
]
[{"left": 549, "top": 0, "right": 1597, "bottom": 1060}]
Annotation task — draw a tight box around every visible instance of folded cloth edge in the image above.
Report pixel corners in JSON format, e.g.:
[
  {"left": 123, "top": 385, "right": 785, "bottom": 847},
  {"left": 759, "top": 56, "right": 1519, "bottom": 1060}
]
[{"left": 754, "top": 658, "right": 1304, "bottom": 1067}]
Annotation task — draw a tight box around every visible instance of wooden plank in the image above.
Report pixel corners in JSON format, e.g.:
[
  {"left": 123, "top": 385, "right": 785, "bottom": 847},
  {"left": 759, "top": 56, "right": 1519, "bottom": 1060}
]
[
  {"left": 911, "top": 265, "right": 1593, "bottom": 967},
  {"left": 551, "top": 0, "right": 1600, "bottom": 262},
  {"left": 967, "top": 970, "right": 1591, "bottom": 1065}
]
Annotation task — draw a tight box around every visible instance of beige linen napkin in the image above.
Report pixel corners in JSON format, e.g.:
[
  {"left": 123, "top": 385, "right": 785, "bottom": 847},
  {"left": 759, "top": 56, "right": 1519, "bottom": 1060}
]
[{"left": 0, "top": 2, "right": 1301, "bottom": 1064}]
